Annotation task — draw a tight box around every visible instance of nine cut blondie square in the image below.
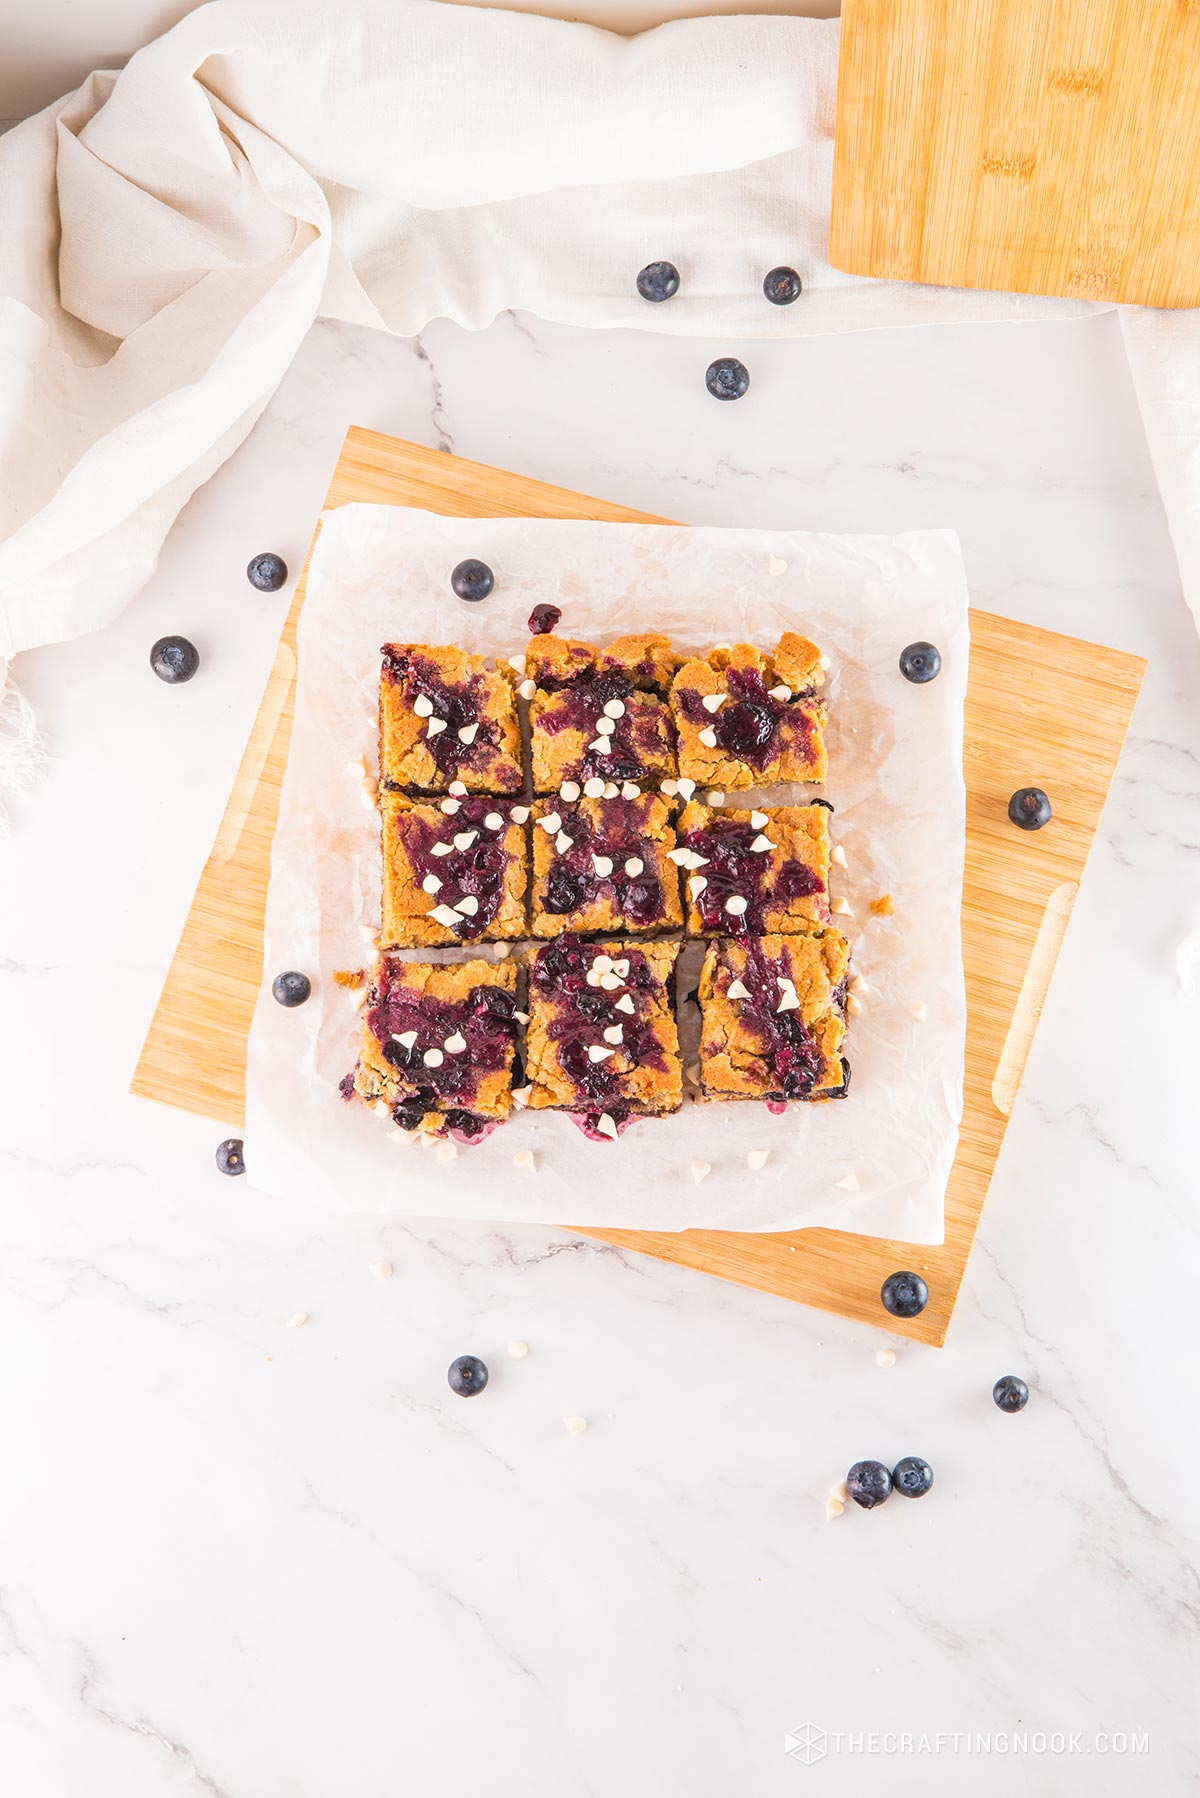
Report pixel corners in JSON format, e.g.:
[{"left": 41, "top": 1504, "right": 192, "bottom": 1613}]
[
  {"left": 352, "top": 956, "right": 521, "bottom": 1141},
  {"left": 524, "top": 936, "right": 682, "bottom": 1139},
  {"left": 529, "top": 792, "right": 684, "bottom": 937},
  {"left": 381, "top": 794, "right": 529, "bottom": 948},
  {"left": 670, "top": 633, "right": 827, "bottom": 789},
  {"left": 379, "top": 643, "right": 523, "bottom": 794},
  {"left": 526, "top": 632, "right": 680, "bottom": 794},
  {"left": 697, "top": 931, "right": 850, "bottom": 1102},
  {"left": 676, "top": 800, "right": 831, "bottom": 936}
]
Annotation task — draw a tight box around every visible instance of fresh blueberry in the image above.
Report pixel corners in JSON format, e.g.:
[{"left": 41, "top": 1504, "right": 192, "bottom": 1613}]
[
  {"left": 450, "top": 559, "right": 495, "bottom": 603},
  {"left": 528, "top": 603, "right": 562, "bottom": 635},
  {"left": 246, "top": 552, "right": 288, "bottom": 592},
  {"left": 215, "top": 1138, "right": 245, "bottom": 1176},
  {"left": 150, "top": 635, "right": 199, "bottom": 684},
  {"left": 993, "top": 1374, "right": 1029, "bottom": 1413},
  {"left": 899, "top": 641, "right": 942, "bottom": 683},
  {"left": 1008, "top": 787, "right": 1052, "bottom": 830},
  {"left": 892, "top": 1455, "right": 934, "bottom": 1498},
  {"left": 846, "top": 1460, "right": 893, "bottom": 1509},
  {"left": 880, "top": 1270, "right": 929, "bottom": 1318},
  {"left": 448, "top": 1354, "right": 489, "bottom": 1397},
  {"left": 272, "top": 970, "right": 311, "bottom": 1007},
  {"left": 636, "top": 261, "right": 680, "bottom": 303},
  {"left": 763, "top": 265, "right": 802, "bottom": 305},
  {"left": 705, "top": 357, "right": 750, "bottom": 402}
]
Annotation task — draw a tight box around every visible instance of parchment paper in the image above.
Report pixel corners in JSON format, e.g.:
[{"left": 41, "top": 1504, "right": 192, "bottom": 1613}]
[{"left": 245, "top": 505, "right": 968, "bottom": 1239}]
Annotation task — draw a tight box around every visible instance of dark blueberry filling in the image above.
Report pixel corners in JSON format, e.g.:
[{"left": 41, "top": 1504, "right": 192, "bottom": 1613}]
[
  {"left": 682, "top": 815, "right": 824, "bottom": 934},
  {"left": 381, "top": 648, "right": 518, "bottom": 790},
  {"left": 528, "top": 603, "right": 562, "bottom": 635},
  {"left": 369, "top": 970, "right": 517, "bottom": 1111},
  {"left": 677, "top": 665, "right": 810, "bottom": 771},
  {"left": 531, "top": 936, "right": 667, "bottom": 1108},
  {"left": 338, "top": 1072, "right": 356, "bottom": 1101},
  {"left": 398, "top": 800, "right": 519, "bottom": 938},
  {"left": 539, "top": 799, "right": 668, "bottom": 928},
  {"left": 719, "top": 940, "right": 829, "bottom": 1098}
]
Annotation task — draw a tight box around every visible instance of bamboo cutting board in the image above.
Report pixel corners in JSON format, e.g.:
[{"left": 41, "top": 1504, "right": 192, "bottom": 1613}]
[
  {"left": 131, "top": 428, "right": 1145, "bottom": 1345},
  {"left": 830, "top": 0, "right": 1200, "bottom": 308}
]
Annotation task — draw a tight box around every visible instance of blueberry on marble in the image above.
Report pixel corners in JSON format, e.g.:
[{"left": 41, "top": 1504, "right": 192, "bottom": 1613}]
[
  {"left": 880, "top": 1270, "right": 928, "bottom": 1318},
  {"left": 993, "top": 1374, "right": 1029, "bottom": 1413},
  {"left": 899, "top": 641, "right": 942, "bottom": 683},
  {"left": 215, "top": 1138, "right": 245, "bottom": 1176},
  {"left": 705, "top": 357, "right": 750, "bottom": 402},
  {"left": 448, "top": 1354, "right": 489, "bottom": 1397},
  {"left": 246, "top": 552, "right": 288, "bottom": 592},
  {"left": 528, "top": 603, "right": 562, "bottom": 635},
  {"left": 450, "top": 559, "right": 495, "bottom": 603},
  {"left": 272, "top": 970, "right": 312, "bottom": 1007},
  {"left": 636, "top": 260, "right": 680, "bottom": 303},
  {"left": 846, "top": 1460, "right": 893, "bottom": 1509},
  {"left": 1008, "top": 787, "right": 1052, "bottom": 831},
  {"left": 150, "top": 635, "right": 199, "bottom": 684},
  {"left": 763, "top": 266, "right": 802, "bottom": 305},
  {"left": 892, "top": 1455, "right": 934, "bottom": 1497}
]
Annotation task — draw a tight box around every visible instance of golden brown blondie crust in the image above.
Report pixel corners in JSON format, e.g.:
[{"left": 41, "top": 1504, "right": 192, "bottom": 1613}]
[
  {"left": 379, "top": 643, "right": 523, "bottom": 794},
  {"left": 381, "top": 794, "right": 529, "bottom": 948},
  {"left": 677, "top": 800, "right": 831, "bottom": 935},
  {"left": 529, "top": 793, "right": 684, "bottom": 937},
  {"left": 524, "top": 631, "right": 681, "bottom": 692},
  {"left": 698, "top": 931, "right": 849, "bottom": 1101},
  {"left": 670, "top": 634, "right": 827, "bottom": 789},
  {"left": 352, "top": 956, "right": 520, "bottom": 1132}
]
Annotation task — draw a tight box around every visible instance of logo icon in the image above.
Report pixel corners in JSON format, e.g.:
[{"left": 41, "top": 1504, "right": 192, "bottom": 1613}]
[{"left": 784, "top": 1723, "right": 827, "bottom": 1765}]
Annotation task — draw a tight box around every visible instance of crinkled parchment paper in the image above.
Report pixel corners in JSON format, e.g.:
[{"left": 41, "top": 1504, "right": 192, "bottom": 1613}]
[{"left": 245, "top": 504, "right": 968, "bottom": 1239}]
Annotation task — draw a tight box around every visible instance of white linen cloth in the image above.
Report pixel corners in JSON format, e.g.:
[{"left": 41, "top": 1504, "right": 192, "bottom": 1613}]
[{"left": 0, "top": 0, "right": 1195, "bottom": 811}]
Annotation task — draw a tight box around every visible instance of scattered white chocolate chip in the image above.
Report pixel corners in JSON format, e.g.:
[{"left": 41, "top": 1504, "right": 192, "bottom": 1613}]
[
  {"left": 286, "top": 1313, "right": 309, "bottom": 1329},
  {"left": 768, "top": 555, "right": 788, "bottom": 576},
  {"left": 690, "top": 1158, "right": 712, "bottom": 1185},
  {"left": 768, "top": 683, "right": 792, "bottom": 702},
  {"left": 726, "top": 978, "right": 751, "bottom": 1001},
  {"left": 444, "top": 1032, "right": 467, "bottom": 1054},
  {"left": 510, "top": 805, "right": 529, "bottom": 824},
  {"left": 701, "top": 693, "right": 726, "bottom": 713},
  {"left": 747, "top": 1148, "right": 769, "bottom": 1171},
  {"left": 455, "top": 896, "right": 480, "bottom": 917},
  {"left": 624, "top": 857, "right": 644, "bottom": 877},
  {"left": 595, "top": 1114, "right": 619, "bottom": 1141},
  {"left": 593, "top": 955, "right": 614, "bottom": 973},
  {"left": 457, "top": 723, "right": 479, "bottom": 746},
  {"left": 493, "top": 942, "right": 511, "bottom": 960},
  {"left": 825, "top": 1494, "right": 845, "bottom": 1522},
  {"left": 538, "top": 812, "right": 561, "bottom": 834},
  {"left": 440, "top": 798, "right": 461, "bottom": 816},
  {"left": 750, "top": 811, "right": 769, "bottom": 829},
  {"left": 846, "top": 994, "right": 863, "bottom": 1017},
  {"left": 776, "top": 981, "right": 800, "bottom": 1014},
  {"left": 453, "top": 830, "right": 478, "bottom": 851},
  {"left": 819, "top": 654, "right": 831, "bottom": 672},
  {"left": 698, "top": 727, "right": 718, "bottom": 749},
  {"left": 603, "top": 699, "right": 625, "bottom": 719},
  {"left": 592, "top": 855, "right": 614, "bottom": 878},
  {"left": 392, "top": 1030, "right": 418, "bottom": 1049},
  {"left": 423, "top": 1048, "right": 445, "bottom": 1068},
  {"left": 560, "top": 780, "right": 581, "bottom": 802},
  {"left": 449, "top": 781, "right": 468, "bottom": 797},
  {"left": 563, "top": 1415, "right": 588, "bottom": 1436},
  {"left": 583, "top": 777, "right": 606, "bottom": 798},
  {"left": 508, "top": 654, "right": 527, "bottom": 674},
  {"left": 430, "top": 841, "right": 454, "bottom": 857},
  {"left": 426, "top": 718, "right": 447, "bottom": 738},
  {"left": 849, "top": 973, "right": 869, "bottom": 995},
  {"left": 555, "top": 831, "right": 574, "bottom": 853},
  {"left": 725, "top": 895, "right": 748, "bottom": 917},
  {"left": 615, "top": 993, "right": 636, "bottom": 1016},
  {"left": 587, "top": 737, "right": 610, "bottom": 754},
  {"left": 688, "top": 876, "right": 707, "bottom": 899},
  {"left": 484, "top": 812, "right": 504, "bottom": 831},
  {"left": 348, "top": 755, "right": 368, "bottom": 778},
  {"left": 910, "top": 1001, "right": 927, "bottom": 1023},
  {"left": 435, "top": 1140, "right": 458, "bottom": 1161},
  {"left": 661, "top": 779, "right": 679, "bottom": 798},
  {"left": 613, "top": 959, "right": 629, "bottom": 977},
  {"left": 413, "top": 695, "right": 434, "bottom": 718},
  {"left": 621, "top": 781, "right": 642, "bottom": 799},
  {"left": 667, "top": 848, "right": 691, "bottom": 867},
  {"left": 832, "top": 896, "right": 853, "bottom": 916},
  {"left": 518, "top": 678, "right": 536, "bottom": 700},
  {"left": 835, "top": 1171, "right": 860, "bottom": 1192},
  {"left": 831, "top": 844, "right": 848, "bottom": 869},
  {"left": 599, "top": 971, "right": 622, "bottom": 991},
  {"left": 676, "top": 779, "right": 696, "bottom": 800},
  {"left": 750, "top": 834, "right": 775, "bottom": 853},
  {"left": 602, "top": 1024, "right": 624, "bottom": 1045},
  {"left": 595, "top": 717, "right": 616, "bottom": 737},
  {"left": 514, "top": 1010, "right": 529, "bottom": 1024},
  {"left": 359, "top": 923, "right": 379, "bottom": 943},
  {"left": 603, "top": 782, "right": 620, "bottom": 799},
  {"left": 422, "top": 875, "right": 442, "bottom": 894},
  {"left": 508, "top": 1339, "right": 529, "bottom": 1359},
  {"left": 386, "top": 1126, "right": 418, "bottom": 1145},
  {"left": 359, "top": 788, "right": 378, "bottom": 812},
  {"left": 588, "top": 1044, "right": 615, "bottom": 1063},
  {"left": 350, "top": 987, "right": 370, "bottom": 1012},
  {"left": 513, "top": 1150, "right": 537, "bottom": 1173},
  {"left": 876, "top": 1348, "right": 896, "bottom": 1368},
  {"left": 706, "top": 789, "right": 725, "bottom": 806},
  {"left": 830, "top": 1477, "right": 849, "bottom": 1504},
  {"left": 370, "top": 1261, "right": 393, "bottom": 1280},
  {"left": 511, "top": 1084, "right": 532, "bottom": 1107},
  {"left": 685, "top": 1061, "right": 701, "bottom": 1086}
]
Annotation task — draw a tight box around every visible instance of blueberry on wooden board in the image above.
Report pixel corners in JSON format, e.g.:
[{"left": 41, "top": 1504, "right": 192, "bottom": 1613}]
[
  {"left": 1008, "top": 788, "right": 1052, "bottom": 830},
  {"left": 880, "top": 1270, "right": 929, "bottom": 1318}
]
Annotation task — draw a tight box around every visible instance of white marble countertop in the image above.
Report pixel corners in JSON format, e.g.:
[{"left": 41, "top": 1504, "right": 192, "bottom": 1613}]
[{"left": 3, "top": 308, "right": 1198, "bottom": 1795}]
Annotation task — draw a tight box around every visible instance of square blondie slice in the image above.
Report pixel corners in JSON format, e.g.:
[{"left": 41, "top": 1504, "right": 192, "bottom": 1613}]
[
  {"left": 529, "top": 792, "right": 683, "bottom": 937},
  {"left": 698, "top": 931, "right": 850, "bottom": 1103},
  {"left": 525, "top": 632, "right": 679, "bottom": 795},
  {"left": 352, "top": 955, "right": 520, "bottom": 1141},
  {"left": 525, "top": 936, "right": 682, "bottom": 1139},
  {"left": 381, "top": 795, "right": 530, "bottom": 948},
  {"left": 379, "top": 643, "right": 523, "bottom": 795},
  {"left": 677, "top": 800, "right": 831, "bottom": 936},
  {"left": 670, "top": 633, "right": 827, "bottom": 789}
]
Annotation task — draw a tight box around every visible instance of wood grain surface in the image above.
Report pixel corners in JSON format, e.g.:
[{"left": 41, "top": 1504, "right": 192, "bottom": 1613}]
[
  {"left": 132, "top": 427, "right": 1145, "bottom": 1344},
  {"left": 830, "top": 0, "right": 1200, "bottom": 308}
]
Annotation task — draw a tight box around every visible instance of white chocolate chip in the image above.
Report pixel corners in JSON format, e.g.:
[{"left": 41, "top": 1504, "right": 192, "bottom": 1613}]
[
  {"left": 685, "top": 1062, "right": 701, "bottom": 1086},
  {"left": 508, "top": 654, "right": 527, "bottom": 674},
  {"left": 555, "top": 831, "right": 574, "bottom": 853},
  {"left": 603, "top": 699, "right": 625, "bottom": 719},
  {"left": 513, "top": 1149, "right": 537, "bottom": 1173},
  {"left": 750, "top": 834, "right": 775, "bottom": 853},
  {"left": 422, "top": 875, "right": 442, "bottom": 894},
  {"left": 370, "top": 1261, "right": 393, "bottom": 1279},
  {"left": 830, "top": 1477, "right": 849, "bottom": 1504},
  {"left": 876, "top": 1348, "right": 896, "bottom": 1368},
  {"left": 701, "top": 693, "right": 726, "bottom": 713},
  {"left": 593, "top": 954, "right": 614, "bottom": 974},
  {"left": 596, "top": 1114, "right": 619, "bottom": 1141},
  {"left": 846, "top": 994, "right": 863, "bottom": 1017},
  {"left": 514, "top": 1010, "right": 529, "bottom": 1024},
  {"left": 449, "top": 781, "right": 468, "bottom": 797},
  {"left": 435, "top": 1141, "right": 458, "bottom": 1161},
  {"left": 359, "top": 789, "right": 378, "bottom": 811},
  {"left": 587, "top": 737, "right": 611, "bottom": 755},
  {"left": 726, "top": 978, "right": 751, "bottom": 1001},
  {"left": 667, "top": 849, "right": 691, "bottom": 867},
  {"left": 825, "top": 1495, "right": 845, "bottom": 1522},
  {"left": 595, "top": 717, "right": 616, "bottom": 737},
  {"left": 660, "top": 779, "right": 679, "bottom": 797},
  {"left": 440, "top": 798, "right": 461, "bottom": 815},
  {"left": 768, "top": 555, "right": 788, "bottom": 576},
  {"left": 457, "top": 723, "right": 479, "bottom": 746},
  {"left": 430, "top": 841, "right": 454, "bottom": 857},
  {"left": 689, "top": 876, "right": 707, "bottom": 899},
  {"left": 676, "top": 779, "right": 696, "bottom": 801},
  {"left": 725, "top": 895, "right": 748, "bottom": 917},
  {"left": 359, "top": 923, "right": 379, "bottom": 944},
  {"left": 386, "top": 1127, "right": 418, "bottom": 1145},
  {"left": 348, "top": 755, "right": 368, "bottom": 778},
  {"left": 831, "top": 844, "right": 848, "bottom": 868},
  {"left": 690, "top": 1158, "right": 712, "bottom": 1185},
  {"left": 776, "top": 982, "right": 800, "bottom": 1013},
  {"left": 820, "top": 654, "right": 831, "bottom": 672},
  {"left": 563, "top": 1415, "right": 588, "bottom": 1435},
  {"left": 391, "top": 1029, "right": 418, "bottom": 1049},
  {"left": 706, "top": 789, "right": 725, "bottom": 806},
  {"left": 560, "top": 780, "right": 581, "bottom": 802},
  {"left": 518, "top": 678, "right": 536, "bottom": 700},
  {"left": 423, "top": 1048, "right": 444, "bottom": 1068},
  {"left": 835, "top": 1171, "right": 860, "bottom": 1191},
  {"left": 603, "top": 782, "right": 620, "bottom": 799},
  {"left": 602, "top": 1025, "right": 623, "bottom": 1045},
  {"left": 453, "top": 831, "right": 478, "bottom": 851},
  {"left": 455, "top": 896, "right": 480, "bottom": 917},
  {"left": 286, "top": 1312, "right": 309, "bottom": 1329},
  {"left": 583, "top": 777, "right": 605, "bottom": 798},
  {"left": 850, "top": 973, "right": 869, "bottom": 995},
  {"left": 508, "top": 1339, "right": 529, "bottom": 1358},
  {"left": 444, "top": 1032, "right": 467, "bottom": 1053},
  {"left": 538, "top": 812, "right": 562, "bottom": 834},
  {"left": 599, "top": 972, "right": 623, "bottom": 991},
  {"left": 750, "top": 811, "right": 769, "bottom": 829},
  {"left": 613, "top": 959, "right": 629, "bottom": 977},
  {"left": 621, "top": 781, "right": 641, "bottom": 799},
  {"left": 493, "top": 942, "right": 511, "bottom": 960},
  {"left": 484, "top": 812, "right": 504, "bottom": 831},
  {"left": 684, "top": 852, "right": 709, "bottom": 870},
  {"left": 747, "top": 1148, "right": 769, "bottom": 1171},
  {"left": 832, "top": 896, "right": 853, "bottom": 916},
  {"left": 510, "top": 805, "right": 529, "bottom": 824},
  {"left": 588, "top": 1044, "right": 615, "bottom": 1063},
  {"left": 592, "top": 855, "right": 614, "bottom": 878},
  {"left": 350, "top": 987, "right": 370, "bottom": 1012},
  {"left": 768, "top": 684, "right": 791, "bottom": 701},
  {"left": 511, "top": 1084, "right": 532, "bottom": 1107},
  {"left": 910, "top": 1001, "right": 927, "bottom": 1023},
  {"left": 614, "top": 994, "right": 636, "bottom": 1016},
  {"left": 697, "top": 728, "right": 718, "bottom": 749},
  {"left": 624, "top": 857, "right": 644, "bottom": 877},
  {"left": 426, "top": 718, "right": 447, "bottom": 738},
  {"left": 413, "top": 695, "right": 434, "bottom": 718}
]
